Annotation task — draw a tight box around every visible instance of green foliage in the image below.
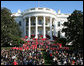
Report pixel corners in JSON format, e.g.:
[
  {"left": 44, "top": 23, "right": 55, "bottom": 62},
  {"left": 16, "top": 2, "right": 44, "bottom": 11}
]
[
  {"left": 54, "top": 38, "right": 66, "bottom": 46},
  {"left": 1, "top": 7, "right": 22, "bottom": 47},
  {"left": 62, "top": 10, "right": 83, "bottom": 49},
  {"left": 11, "top": 36, "right": 24, "bottom": 47},
  {"left": 58, "top": 38, "right": 66, "bottom": 46}
]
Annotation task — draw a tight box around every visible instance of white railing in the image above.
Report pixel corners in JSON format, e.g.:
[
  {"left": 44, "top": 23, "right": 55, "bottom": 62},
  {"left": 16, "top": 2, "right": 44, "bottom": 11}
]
[{"left": 22, "top": 8, "right": 56, "bottom": 15}]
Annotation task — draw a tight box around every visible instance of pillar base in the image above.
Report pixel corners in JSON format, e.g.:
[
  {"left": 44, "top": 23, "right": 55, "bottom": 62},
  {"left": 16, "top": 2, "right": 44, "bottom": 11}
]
[
  {"left": 35, "top": 36, "right": 38, "bottom": 38},
  {"left": 50, "top": 37, "right": 53, "bottom": 40},
  {"left": 43, "top": 36, "right": 46, "bottom": 38},
  {"left": 28, "top": 37, "right": 31, "bottom": 39}
]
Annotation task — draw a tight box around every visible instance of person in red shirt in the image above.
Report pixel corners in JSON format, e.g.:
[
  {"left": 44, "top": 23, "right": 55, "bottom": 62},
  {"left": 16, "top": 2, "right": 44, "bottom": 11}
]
[
  {"left": 50, "top": 53, "right": 52, "bottom": 57},
  {"left": 13, "top": 60, "right": 18, "bottom": 65},
  {"left": 72, "top": 60, "right": 75, "bottom": 65}
]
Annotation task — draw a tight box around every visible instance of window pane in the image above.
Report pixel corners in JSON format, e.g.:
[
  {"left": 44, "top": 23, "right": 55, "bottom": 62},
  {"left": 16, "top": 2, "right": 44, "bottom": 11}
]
[
  {"left": 38, "top": 8, "right": 43, "bottom": 10},
  {"left": 39, "top": 20, "right": 42, "bottom": 25},
  {"left": 58, "top": 22, "right": 60, "bottom": 26},
  {"left": 30, "top": 8, "right": 35, "bottom": 10},
  {"left": 19, "top": 21, "right": 21, "bottom": 26},
  {"left": 26, "top": 18, "right": 28, "bottom": 26},
  {"left": 58, "top": 31, "right": 60, "bottom": 38}
]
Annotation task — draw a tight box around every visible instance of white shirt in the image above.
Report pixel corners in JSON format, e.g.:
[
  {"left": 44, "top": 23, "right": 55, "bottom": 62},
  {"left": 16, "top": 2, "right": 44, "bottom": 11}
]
[
  {"left": 73, "top": 57, "right": 76, "bottom": 59},
  {"left": 58, "top": 61, "right": 61, "bottom": 65},
  {"left": 6, "top": 55, "right": 8, "bottom": 58},
  {"left": 12, "top": 56, "right": 16, "bottom": 59},
  {"left": 63, "top": 61, "right": 67, "bottom": 65},
  {"left": 53, "top": 58, "right": 56, "bottom": 62},
  {"left": 53, "top": 57, "right": 57, "bottom": 62}
]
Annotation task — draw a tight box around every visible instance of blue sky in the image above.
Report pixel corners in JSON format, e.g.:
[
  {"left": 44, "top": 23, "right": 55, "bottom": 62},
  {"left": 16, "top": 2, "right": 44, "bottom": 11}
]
[{"left": 1, "top": 1, "right": 83, "bottom": 14}]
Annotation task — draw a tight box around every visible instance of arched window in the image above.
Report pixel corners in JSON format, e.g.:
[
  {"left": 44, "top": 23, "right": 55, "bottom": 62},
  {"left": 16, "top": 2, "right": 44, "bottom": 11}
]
[
  {"left": 58, "top": 31, "right": 60, "bottom": 38},
  {"left": 26, "top": 18, "right": 28, "bottom": 26},
  {"left": 38, "top": 19, "right": 42, "bottom": 25},
  {"left": 58, "top": 22, "right": 60, "bottom": 26},
  {"left": 19, "top": 21, "right": 21, "bottom": 26}
]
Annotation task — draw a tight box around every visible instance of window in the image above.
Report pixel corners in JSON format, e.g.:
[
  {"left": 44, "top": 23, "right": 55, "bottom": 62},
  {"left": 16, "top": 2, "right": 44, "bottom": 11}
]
[
  {"left": 26, "top": 22, "right": 28, "bottom": 26},
  {"left": 31, "top": 20, "right": 35, "bottom": 25},
  {"left": 19, "top": 21, "right": 21, "bottom": 26},
  {"left": 58, "top": 22, "right": 60, "bottom": 26},
  {"left": 58, "top": 31, "right": 60, "bottom": 38},
  {"left": 38, "top": 29, "right": 42, "bottom": 34},
  {"left": 38, "top": 8, "right": 43, "bottom": 10},
  {"left": 39, "top": 30, "right": 42, "bottom": 34},
  {"left": 30, "top": 8, "right": 35, "bottom": 10},
  {"left": 26, "top": 18, "right": 28, "bottom": 26},
  {"left": 26, "top": 30, "right": 28, "bottom": 36},
  {"left": 38, "top": 20, "right": 42, "bottom": 25},
  {"left": 33, "top": 22, "right": 35, "bottom": 25},
  {"left": 46, "top": 8, "right": 50, "bottom": 11}
]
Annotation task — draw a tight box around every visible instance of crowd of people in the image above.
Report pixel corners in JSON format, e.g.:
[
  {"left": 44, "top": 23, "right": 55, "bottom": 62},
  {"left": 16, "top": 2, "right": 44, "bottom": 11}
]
[
  {"left": 46, "top": 49, "right": 83, "bottom": 65},
  {"left": 1, "top": 37, "right": 83, "bottom": 65},
  {"left": 1, "top": 48, "right": 45, "bottom": 65}
]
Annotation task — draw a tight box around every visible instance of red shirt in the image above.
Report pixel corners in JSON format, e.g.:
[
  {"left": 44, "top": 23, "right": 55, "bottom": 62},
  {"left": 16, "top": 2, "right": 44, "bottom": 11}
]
[
  {"left": 72, "top": 60, "right": 75, "bottom": 64},
  {"left": 13, "top": 61, "right": 18, "bottom": 65},
  {"left": 46, "top": 46, "right": 48, "bottom": 48},
  {"left": 56, "top": 51, "right": 58, "bottom": 53},
  {"left": 50, "top": 53, "right": 52, "bottom": 56}
]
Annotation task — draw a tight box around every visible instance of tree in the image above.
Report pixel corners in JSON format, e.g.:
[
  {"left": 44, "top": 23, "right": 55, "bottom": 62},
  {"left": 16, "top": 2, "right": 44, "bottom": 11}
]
[
  {"left": 1, "top": 7, "right": 22, "bottom": 46},
  {"left": 62, "top": 10, "right": 83, "bottom": 49}
]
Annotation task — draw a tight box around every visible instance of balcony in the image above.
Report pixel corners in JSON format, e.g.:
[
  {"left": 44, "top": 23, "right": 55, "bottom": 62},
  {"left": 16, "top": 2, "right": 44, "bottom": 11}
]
[
  {"left": 38, "top": 23, "right": 43, "bottom": 26},
  {"left": 46, "top": 23, "right": 50, "bottom": 27}
]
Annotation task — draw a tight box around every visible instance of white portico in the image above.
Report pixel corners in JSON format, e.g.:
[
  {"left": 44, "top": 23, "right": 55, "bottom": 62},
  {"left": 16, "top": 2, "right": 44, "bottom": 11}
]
[{"left": 11, "top": 7, "right": 70, "bottom": 40}]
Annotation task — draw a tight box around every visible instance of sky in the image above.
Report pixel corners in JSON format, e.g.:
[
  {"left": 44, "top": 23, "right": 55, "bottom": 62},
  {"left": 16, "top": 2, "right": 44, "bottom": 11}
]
[{"left": 1, "top": 1, "right": 83, "bottom": 14}]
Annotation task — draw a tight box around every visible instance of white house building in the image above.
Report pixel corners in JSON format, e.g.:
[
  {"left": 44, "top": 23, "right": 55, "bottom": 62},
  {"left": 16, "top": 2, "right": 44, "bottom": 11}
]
[{"left": 11, "top": 7, "right": 70, "bottom": 40}]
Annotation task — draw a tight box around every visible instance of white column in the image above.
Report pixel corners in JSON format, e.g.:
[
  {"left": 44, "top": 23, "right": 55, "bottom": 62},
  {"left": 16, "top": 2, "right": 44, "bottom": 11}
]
[
  {"left": 22, "top": 19, "right": 24, "bottom": 37},
  {"left": 28, "top": 17, "right": 31, "bottom": 39},
  {"left": 24, "top": 18, "right": 26, "bottom": 37},
  {"left": 35, "top": 16, "right": 38, "bottom": 38},
  {"left": 54, "top": 19, "right": 56, "bottom": 36},
  {"left": 50, "top": 17, "right": 52, "bottom": 40},
  {"left": 43, "top": 16, "right": 46, "bottom": 38}
]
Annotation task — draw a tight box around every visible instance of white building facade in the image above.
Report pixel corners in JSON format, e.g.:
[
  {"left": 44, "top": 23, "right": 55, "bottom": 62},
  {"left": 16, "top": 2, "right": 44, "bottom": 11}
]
[{"left": 12, "top": 7, "right": 70, "bottom": 40}]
